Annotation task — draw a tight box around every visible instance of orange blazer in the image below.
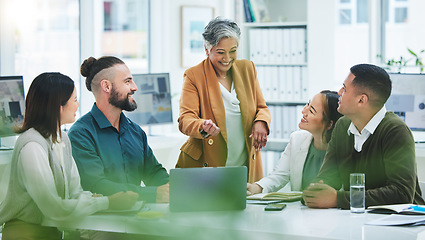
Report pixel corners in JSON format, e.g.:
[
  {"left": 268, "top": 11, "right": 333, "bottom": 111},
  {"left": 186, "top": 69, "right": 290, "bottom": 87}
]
[{"left": 176, "top": 58, "right": 271, "bottom": 183}]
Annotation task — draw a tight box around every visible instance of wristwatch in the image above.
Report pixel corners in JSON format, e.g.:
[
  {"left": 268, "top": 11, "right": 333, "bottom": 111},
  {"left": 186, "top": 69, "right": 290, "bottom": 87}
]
[{"left": 200, "top": 129, "right": 210, "bottom": 138}]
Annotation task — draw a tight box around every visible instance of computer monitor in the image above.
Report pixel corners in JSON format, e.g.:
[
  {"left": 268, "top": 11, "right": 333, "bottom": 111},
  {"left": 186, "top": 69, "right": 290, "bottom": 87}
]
[
  {"left": 0, "top": 76, "right": 25, "bottom": 138},
  {"left": 386, "top": 73, "right": 425, "bottom": 131},
  {"left": 125, "top": 73, "right": 173, "bottom": 125}
]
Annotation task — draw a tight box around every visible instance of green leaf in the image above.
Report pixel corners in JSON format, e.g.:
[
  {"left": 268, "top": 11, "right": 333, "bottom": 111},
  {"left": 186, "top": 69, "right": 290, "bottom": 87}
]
[{"left": 408, "top": 48, "right": 418, "bottom": 57}]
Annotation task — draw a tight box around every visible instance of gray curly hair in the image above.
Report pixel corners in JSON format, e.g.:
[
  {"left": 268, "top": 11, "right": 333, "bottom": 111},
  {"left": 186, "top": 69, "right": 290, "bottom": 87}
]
[{"left": 202, "top": 17, "right": 241, "bottom": 52}]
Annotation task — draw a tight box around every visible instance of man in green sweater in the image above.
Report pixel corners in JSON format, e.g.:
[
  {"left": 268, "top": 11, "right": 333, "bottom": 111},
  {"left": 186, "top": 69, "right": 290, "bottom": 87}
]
[{"left": 303, "top": 63, "right": 425, "bottom": 209}]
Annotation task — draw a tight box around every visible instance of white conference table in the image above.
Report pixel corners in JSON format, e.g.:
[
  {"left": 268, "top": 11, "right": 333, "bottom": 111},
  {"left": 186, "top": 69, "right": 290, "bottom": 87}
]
[{"left": 42, "top": 202, "right": 425, "bottom": 240}]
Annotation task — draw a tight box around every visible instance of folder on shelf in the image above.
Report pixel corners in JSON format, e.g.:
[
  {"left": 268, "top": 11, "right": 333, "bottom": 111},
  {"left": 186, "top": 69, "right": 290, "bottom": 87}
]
[
  {"left": 301, "top": 66, "right": 309, "bottom": 100},
  {"left": 274, "top": 106, "right": 283, "bottom": 139},
  {"left": 249, "top": 29, "right": 260, "bottom": 63},
  {"left": 289, "top": 106, "right": 298, "bottom": 134},
  {"left": 293, "top": 66, "right": 301, "bottom": 101},
  {"left": 282, "top": 28, "right": 291, "bottom": 63},
  {"left": 297, "top": 28, "right": 307, "bottom": 64},
  {"left": 247, "top": 0, "right": 256, "bottom": 22},
  {"left": 260, "top": 28, "right": 269, "bottom": 64},
  {"left": 271, "top": 66, "right": 279, "bottom": 100},
  {"left": 268, "top": 29, "right": 278, "bottom": 64},
  {"left": 278, "top": 66, "right": 286, "bottom": 99},
  {"left": 242, "top": 0, "right": 253, "bottom": 22},
  {"left": 282, "top": 106, "right": 290, "bottom": 139},
  {"left": 275, "top": 29, "right": 284, "bottom": 63},
  {"left": 257, "top": 66, "right": 266, "bottom": 95},
  {"left": 289, "top": 28, "right": 298, "bottom": 64},
  {"left": 285, "top": 67, "right": 294, "bottom": 101},
  {"left": 263, "top": 66, "right": 272, "bottom": 100}
]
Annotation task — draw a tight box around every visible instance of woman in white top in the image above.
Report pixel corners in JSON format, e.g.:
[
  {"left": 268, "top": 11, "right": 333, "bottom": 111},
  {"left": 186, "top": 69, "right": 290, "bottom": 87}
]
[
  {"left": 247, "top": 90, "right": 343, "bottom": 194},
  {"left": 0, "top": 72, "right": 138, "bottom": 240}
]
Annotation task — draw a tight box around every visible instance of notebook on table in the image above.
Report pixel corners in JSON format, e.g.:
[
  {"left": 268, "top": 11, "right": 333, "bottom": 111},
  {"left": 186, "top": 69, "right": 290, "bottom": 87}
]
[{"left": 169, "top": 166, "right": 247, "bottom": 212}]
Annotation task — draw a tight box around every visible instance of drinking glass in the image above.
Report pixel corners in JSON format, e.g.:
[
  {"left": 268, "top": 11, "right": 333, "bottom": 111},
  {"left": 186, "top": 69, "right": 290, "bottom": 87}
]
[{"left": 350, "top": 173, "right": 365, "bottom": 213}]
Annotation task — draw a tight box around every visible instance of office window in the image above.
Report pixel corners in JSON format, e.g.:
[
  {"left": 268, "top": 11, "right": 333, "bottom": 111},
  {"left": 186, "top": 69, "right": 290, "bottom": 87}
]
[
  {"left": 382, "top": 0, "right": 424, "bottom": 74},
  {"left": 394, "top": 7, "right": 408, "bottom": 23},
  {"left": 2, "top": 0, "right": 80, "bottom": 94},
  {"left": 338, "top": 0, "right": 368, "bottom": 25},
  {"left": 356, "top": 0, "right": 368, "bottom": 23},
  {"left": 98, "top": 0, "right": 149, "bottom": 73},
  {"left": 339, "top": 9, "right": 352, "bottom": 24},
  {"left": 384, "top": 0, "right": 408, "bottom": 24},
  {"left": 334, "top": 0, "right": 370, "bottom": 82}
]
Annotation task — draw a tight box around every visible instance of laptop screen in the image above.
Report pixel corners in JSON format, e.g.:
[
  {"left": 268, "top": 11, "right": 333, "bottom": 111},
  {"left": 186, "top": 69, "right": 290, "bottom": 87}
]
[{"left": 169, "top": 166, "right": 247, "bottom": 212}]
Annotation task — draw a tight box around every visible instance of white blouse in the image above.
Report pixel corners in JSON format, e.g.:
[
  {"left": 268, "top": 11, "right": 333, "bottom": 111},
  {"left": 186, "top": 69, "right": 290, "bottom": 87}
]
[
  {"left": 17, "top": 138, "right": 109, "bottom": 221},
  {"left": 219, "top": 82, "right": 248, "bottom": 167}
]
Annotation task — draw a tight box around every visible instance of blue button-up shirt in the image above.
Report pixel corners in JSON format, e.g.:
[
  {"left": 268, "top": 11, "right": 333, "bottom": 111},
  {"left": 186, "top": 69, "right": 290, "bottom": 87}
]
[{"left": 68, "top": 104, "right": 169, "bottom": 202}]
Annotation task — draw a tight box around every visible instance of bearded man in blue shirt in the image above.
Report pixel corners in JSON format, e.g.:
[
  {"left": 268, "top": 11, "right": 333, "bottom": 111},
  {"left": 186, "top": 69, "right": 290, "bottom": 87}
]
[{"left": 69, "top": 56, "right": 169, "bottom": 204}]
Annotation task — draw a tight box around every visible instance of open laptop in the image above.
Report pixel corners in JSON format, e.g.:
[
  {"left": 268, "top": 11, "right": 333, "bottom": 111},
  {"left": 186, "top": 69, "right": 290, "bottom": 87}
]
[{"left": 169, "top": 166, "right": 247, "bottom": 212}]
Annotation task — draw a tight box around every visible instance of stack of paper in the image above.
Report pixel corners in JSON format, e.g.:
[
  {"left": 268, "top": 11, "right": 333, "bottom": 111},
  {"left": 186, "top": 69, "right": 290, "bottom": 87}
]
[
  {"left": 366, "top": 215, "right": 425, "bottom": 226},
  {"left": 367, "top": 204, "right": 425, "bottom": 215},
  {"left": 366, "top": 204, "right": 425, "bottom": 226}
]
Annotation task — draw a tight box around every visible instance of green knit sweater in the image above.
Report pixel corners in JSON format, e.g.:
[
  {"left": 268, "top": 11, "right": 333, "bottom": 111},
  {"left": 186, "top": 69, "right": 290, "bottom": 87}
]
[{"left": 316, "top": 112, "right": 425, "bottom": 209}]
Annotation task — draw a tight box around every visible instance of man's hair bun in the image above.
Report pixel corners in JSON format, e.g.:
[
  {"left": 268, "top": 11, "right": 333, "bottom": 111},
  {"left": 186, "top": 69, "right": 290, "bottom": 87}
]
[
  {"left": 80, "top": 57, "right": 97, "bottom": 78},
  {"left": 80, "top": 56, "right": 125, "bottom": 92}
]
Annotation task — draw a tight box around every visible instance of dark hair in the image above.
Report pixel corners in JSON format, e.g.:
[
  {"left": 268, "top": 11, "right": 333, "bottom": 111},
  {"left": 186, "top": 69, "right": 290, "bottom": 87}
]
[
  {"left": 350, "top": 64, "right": 392, "bottom": 108},
  {"left": 320, "top": 90, "right": 343, "bottom": 143},
  {"left": 202, "top": 17, "right": 241, "bottom": 51},
  {"left": 17, "top": 72, "right": 75, "bottom": 143},
  {"left": 81, "top": 56, "right": 124, "bottom": 91}
]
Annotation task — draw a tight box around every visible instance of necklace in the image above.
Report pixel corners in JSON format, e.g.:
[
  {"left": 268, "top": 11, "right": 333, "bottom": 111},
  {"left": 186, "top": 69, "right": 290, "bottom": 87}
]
[
  {"left": 218, "top": 74, "right": 228, "bottom": 79},
  {"left": 217, "top": 72, "right": 231, "bottom": 81}
]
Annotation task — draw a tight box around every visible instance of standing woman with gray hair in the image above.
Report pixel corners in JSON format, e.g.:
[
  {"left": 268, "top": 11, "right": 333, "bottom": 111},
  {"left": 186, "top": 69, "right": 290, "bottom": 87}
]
[{"left": 176, "top": 17, "right": 271, "bottom": 182}]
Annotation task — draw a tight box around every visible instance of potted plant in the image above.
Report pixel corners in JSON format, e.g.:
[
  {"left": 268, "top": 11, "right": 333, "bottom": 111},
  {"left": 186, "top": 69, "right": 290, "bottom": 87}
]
[{"left": 378, "top": 48, "right": 424, "bottom": 73}]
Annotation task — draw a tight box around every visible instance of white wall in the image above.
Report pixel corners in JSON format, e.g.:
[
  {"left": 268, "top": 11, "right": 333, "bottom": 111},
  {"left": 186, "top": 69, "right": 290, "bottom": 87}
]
[{"left": 307, "top": 0, "right": 338, "bottom": 97}]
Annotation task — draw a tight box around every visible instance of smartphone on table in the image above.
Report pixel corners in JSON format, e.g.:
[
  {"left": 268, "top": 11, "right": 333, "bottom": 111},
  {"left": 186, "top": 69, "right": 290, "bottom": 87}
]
[{"left": 265, "top": 203, "right": 287, "bottom": 211}]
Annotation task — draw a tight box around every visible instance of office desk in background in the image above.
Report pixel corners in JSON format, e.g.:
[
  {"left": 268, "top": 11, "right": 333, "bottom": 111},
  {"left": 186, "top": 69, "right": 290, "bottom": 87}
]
[{"left": 42, "top": 202, "right": 425, "bottom": 240}]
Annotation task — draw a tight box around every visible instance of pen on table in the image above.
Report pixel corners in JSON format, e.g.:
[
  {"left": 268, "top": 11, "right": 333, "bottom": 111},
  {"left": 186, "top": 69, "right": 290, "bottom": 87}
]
[{"left": 410, "top": 205, "right": 425, "bottom": 212}]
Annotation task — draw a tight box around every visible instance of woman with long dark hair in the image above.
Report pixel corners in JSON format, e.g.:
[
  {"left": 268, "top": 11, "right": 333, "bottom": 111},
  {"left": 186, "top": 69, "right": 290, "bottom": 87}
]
[
  {"left": 0, "top": 72, "right": 137, "bottom": 240},
  {"left": 247, "top": 90, "right": 343, "bottom": 194}
]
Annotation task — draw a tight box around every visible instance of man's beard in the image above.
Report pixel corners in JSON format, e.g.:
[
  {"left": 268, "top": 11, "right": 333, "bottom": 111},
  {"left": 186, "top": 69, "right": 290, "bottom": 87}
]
[{"left": 109, "top": 87, "right": 137, "bottom": 112}]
